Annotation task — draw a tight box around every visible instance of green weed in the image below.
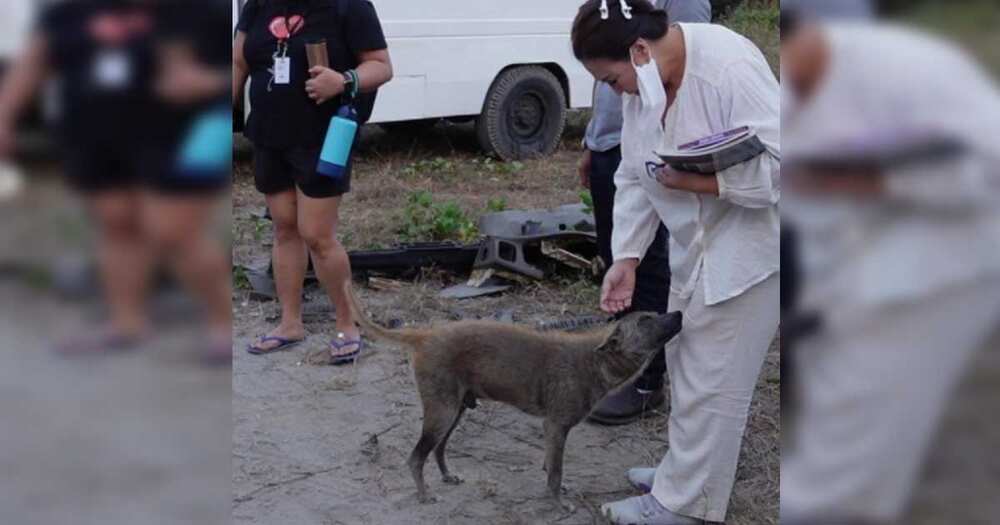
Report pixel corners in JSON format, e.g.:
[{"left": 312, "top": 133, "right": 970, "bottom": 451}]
[
  {"left": 486, "top": 197, "right": 508, "bottom": 213},
  {"left": 399, "top": 190, "right": 480, "bottom": 243},
  {"left": 579, "top": 190, "right": 594, "bottom": 215}
]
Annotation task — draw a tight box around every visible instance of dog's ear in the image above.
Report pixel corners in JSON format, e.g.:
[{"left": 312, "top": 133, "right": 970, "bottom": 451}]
[{"left": 594, "top": 325, "right": 623, "bottom": 354}]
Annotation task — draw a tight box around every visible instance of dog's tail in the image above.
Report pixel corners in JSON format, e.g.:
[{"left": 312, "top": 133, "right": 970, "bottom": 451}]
[{"left": 347, "top": 283, "right": 431, "bottom": 349}]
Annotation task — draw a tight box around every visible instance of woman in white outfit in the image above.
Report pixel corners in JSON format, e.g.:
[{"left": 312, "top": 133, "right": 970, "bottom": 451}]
[
  {"left": 571, "top": 1, "right": 780, "bottom": 523},
  {"left": 780, "top": 13, "right": 1000, "bottom": 524}
]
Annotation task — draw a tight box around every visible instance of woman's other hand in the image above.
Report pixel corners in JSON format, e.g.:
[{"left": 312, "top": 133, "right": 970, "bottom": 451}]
[
  {"left": 306, "top": 66, "right": 345, "bottom": 105},
  {"left": 654, "top": 165, "right": 719, "bottom": 195}
]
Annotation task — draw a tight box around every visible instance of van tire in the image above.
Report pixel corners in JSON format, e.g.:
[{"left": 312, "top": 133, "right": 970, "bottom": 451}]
[{"left": 477, "top": 66, "right": 566, "bottom": 161}]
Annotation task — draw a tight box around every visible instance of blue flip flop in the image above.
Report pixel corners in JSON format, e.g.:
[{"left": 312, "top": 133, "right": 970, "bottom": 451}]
[
  {"left": 329, "top": 335, "right": 364, "bottom": 366},
  {"left": 246, "top": 336, "right": 305, "bottom": 355}
]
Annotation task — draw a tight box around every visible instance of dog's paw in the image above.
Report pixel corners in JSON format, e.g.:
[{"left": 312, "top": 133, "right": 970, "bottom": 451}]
[
  {"left": 557, "top": 498, "right": 577, "bottom": 513},
  {"left": 442, "top": 474, "right": 464, "bottom": 485},
  {"left": 417, "top": 493, "right": 438, "bottom": 504},
  {"left": 557, "top": 482, "right": 579, "bottom": 497}
]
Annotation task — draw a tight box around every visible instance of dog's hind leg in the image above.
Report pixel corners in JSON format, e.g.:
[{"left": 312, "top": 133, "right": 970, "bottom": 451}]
[
  {"left": 434, "top": 404, "right": 466, "bottom": 485},
  {"left": 409, "top": 396, "right": 462, "bottom": 503},
  {"left": 543, "top": 419, "right": 573, "bottom": 510}
]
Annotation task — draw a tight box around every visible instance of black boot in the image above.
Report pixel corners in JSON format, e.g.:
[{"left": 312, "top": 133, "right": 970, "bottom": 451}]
[{"left": 588, "top": 381, "right": 665, "bottom": 426}]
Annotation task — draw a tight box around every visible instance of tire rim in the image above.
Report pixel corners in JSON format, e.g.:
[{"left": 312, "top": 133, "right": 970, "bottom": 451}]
[{"left": 507, "top": 91, "right": 545, "bottom": 140}]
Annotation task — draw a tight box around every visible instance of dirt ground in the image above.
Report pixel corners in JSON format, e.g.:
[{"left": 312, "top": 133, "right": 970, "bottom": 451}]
[{"left": 231, "top": 123, "right": 781, "bottom": 525}]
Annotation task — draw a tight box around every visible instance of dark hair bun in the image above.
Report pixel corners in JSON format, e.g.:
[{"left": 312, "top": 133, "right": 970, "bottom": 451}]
[{"left": 572, "top": 0, "right": 670, "bottom": 61}]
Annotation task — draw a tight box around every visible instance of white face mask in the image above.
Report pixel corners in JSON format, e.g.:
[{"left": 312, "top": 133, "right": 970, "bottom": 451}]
[{"left": 631, "top": 46, "right": 667, "bottom": 116}]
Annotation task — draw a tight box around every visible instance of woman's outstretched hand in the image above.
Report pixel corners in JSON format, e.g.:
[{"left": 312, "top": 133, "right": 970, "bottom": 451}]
[{"left": 600, "top": 259, "right": 639, "bottom": 313}]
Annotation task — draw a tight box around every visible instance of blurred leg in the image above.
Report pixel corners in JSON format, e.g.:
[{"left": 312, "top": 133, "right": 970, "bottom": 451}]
[
  {"left": 87, "top": 189, "right": 152, "bottom": 337},
  {"left": 781, "top": 279, "right": 1000, "bottom": 523},
  {"left": 143, "top": 192, "right": 231, "bottom": 342}
]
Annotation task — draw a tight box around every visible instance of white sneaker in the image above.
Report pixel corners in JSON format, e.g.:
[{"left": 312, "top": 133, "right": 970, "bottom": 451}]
[
  {"left": 601, "top": 494, "right": 704, "bottom": 525},
  {"left": 626, "top": 467, "right": 656, "bottom": 492}
]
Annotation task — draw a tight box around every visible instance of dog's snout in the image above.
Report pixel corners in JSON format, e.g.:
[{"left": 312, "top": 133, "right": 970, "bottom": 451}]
[{"left": 659, "top": 311, "right": 683, "bottom": 330}]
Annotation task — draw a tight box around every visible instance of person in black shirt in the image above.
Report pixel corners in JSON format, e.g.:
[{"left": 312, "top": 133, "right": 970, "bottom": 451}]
[
  {"left": 0, "top": 0, "right": 232, "bottom": 362},
  {"left": 234, "top": 0, "right": 392, "bottom": 361}
]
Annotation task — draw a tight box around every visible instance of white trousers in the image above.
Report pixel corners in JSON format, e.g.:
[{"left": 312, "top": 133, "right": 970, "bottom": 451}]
[
  {"left": 652, "top": 273, "right": 780, "bottom": 522},
  {"left": 781, "top": 278, "right": 1000, "bottom": 522}
]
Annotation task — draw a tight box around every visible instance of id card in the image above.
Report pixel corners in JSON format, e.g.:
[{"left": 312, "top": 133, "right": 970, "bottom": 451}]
[
  {"left": 93, "top": 49, "right": 133, "bottom": 89},
  {"left": 273, "top": 57, "right": 291, "bottom": 85}
]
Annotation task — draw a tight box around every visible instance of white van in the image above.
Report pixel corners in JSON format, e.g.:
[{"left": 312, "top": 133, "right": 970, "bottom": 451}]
[{"left": 234, "top": 0, "right": 595, "bottom": 160}]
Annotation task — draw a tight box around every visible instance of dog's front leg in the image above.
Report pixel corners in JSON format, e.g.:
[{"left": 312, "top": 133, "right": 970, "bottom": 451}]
[{"left": 543, "top": 419, "right": 573, "bottom": 510}]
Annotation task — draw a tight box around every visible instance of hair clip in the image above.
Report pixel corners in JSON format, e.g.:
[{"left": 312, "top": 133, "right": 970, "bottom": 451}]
[
  {"left": 600, "top": 0, "right": 610, "bottom": 20},
  {"left": 619, "top": 0, "right": 633, "bottom": 20}
]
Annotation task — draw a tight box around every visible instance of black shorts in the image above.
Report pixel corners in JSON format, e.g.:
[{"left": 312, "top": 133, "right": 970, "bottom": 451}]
[
  {"left": 252, "top": 146, "right": 351, "bottom": 199},
  {"left": 65, "top": 145, "right": 143, "bottom": 193},
  {"left": 65, "top": 143, "right": 229, "bottom": 196}
]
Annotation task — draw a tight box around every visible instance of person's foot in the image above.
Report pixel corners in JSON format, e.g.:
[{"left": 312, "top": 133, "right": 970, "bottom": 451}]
[
  {"left": 329, "top": 328, "right": 362, "bottom": 365},
  {"left": 247, "top": 324, "right": 306, "bottom": 355},
  {"left": 53, "top": 326, "right": 146, "bottom": 357},
  {"left": 203, "top": 329, "right": 232, "bottom": 366},
  {"left": 626, "top": 467, "right": 657, "bottom": 493},
  {"left": 588, "top": 382, "right": 665, "bottom": 425},
  {"left": 601, "top": 494, "right": 704, "bottom": 525}
]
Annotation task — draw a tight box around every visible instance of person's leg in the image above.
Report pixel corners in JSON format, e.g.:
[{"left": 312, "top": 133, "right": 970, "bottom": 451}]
[
  {"left": 251, "top": 188, "right": 309, "bottom": 351},
  {"left": 295, "top": 189, "right": 359, "bottom": 358},
  {"left": 601, "top": 287, "right": 701, "bottom": 525},
  {"left": 633, "top": 223, "right": 670, "bottom": 391},
  {"left": 651, "top": 273, "right": 779, "bottom": 522},
  {"left": 781, "top": 279, "right": 1000, "bottom": 523},
  {"left": 588, "top": 146, "right": 671, "bottom": 423},
  {"left": 248, "top": 147, "right": 308, "bottom": 352},
  {"left": 142, "top": 192, "right": 231, "bottom": 346},
  {"left": 587, "top": 147, "right": 617, "bottom": 270},
  {"left": 87, "top": 189, "right": 153, "bottom": 339}
]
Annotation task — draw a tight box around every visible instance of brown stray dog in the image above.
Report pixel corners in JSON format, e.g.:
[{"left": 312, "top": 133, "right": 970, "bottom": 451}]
[{"left": 347, "top": 286, "right": 682, "bottom": 508}]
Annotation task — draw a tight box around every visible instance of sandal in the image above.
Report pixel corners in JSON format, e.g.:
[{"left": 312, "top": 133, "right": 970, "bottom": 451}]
[
  {"left": 203, "top": 339, "right": 233, "bottom": 367},
  {"left": 329, "top": 333, "right": 364, "bottom": 366},
  {"left": 246, "top": 335, "right": 305, "bottom": 355},
  {"left": 53, "top": 330, "right": 144, "bottom": 357}
]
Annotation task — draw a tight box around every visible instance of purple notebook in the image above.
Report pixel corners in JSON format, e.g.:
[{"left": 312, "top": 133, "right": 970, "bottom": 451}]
[{"left": 655, "top": 126, "right": 766, "bottom": 175}]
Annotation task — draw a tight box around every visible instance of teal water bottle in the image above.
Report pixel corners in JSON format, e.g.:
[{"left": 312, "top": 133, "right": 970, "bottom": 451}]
[
  {"left": 317, "top": 104, "right": 358, "bottom": 179},
  {"left": 176, "top": 105, "right": 232, "bottom": 179}
]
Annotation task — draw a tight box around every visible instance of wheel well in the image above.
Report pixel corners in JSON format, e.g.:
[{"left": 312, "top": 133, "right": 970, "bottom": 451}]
[{"left": 495, "top": 63, "right": 571, "bottom": 108}]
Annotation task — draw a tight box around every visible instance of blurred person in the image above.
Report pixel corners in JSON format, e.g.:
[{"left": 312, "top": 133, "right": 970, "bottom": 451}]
[
  {"left": 580, "top": 0, "right": 711, "bottom": 426},
  {"left": 780, "top": 10, "right": 1000, "bottom": 524},
  {"left": 233, "top": 0, "right": 392, "bottom": 363},
  {"left": 571, "top": 1, "right": 780, "bottom": 523},
  {"left": 0, "top": 0, "right": 233, "bottom": 363}
]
